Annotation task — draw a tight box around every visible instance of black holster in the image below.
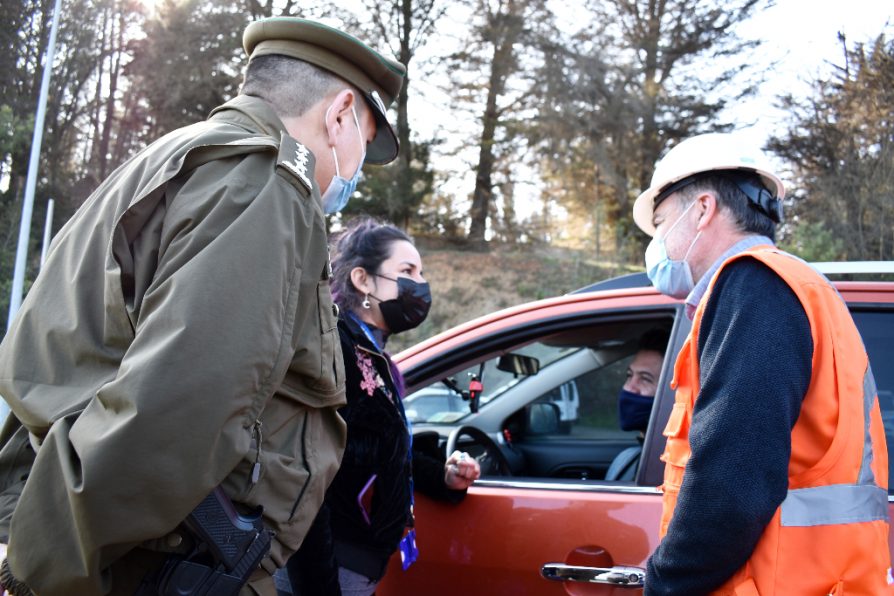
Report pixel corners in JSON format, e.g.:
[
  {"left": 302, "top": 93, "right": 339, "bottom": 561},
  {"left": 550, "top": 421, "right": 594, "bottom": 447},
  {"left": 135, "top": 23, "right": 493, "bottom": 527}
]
[{"left": 140, "top": 487, "right": 273, "bottom": 596}]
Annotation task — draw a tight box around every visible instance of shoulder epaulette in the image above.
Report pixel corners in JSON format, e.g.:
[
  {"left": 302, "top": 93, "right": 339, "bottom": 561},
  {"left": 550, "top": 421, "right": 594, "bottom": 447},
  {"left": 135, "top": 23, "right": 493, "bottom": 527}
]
[{"left": 277, "top": 133, "right": 314, "bottom": 194}]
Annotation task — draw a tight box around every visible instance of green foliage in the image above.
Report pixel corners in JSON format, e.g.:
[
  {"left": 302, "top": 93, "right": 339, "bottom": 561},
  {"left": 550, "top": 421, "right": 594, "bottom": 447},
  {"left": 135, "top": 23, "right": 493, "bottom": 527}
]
[
  {"left": 449, "top": 0, "right": 553, "bottom": 242},
  {"left": 0, "top": 206, "right": 18, "bottom": 336},
  {"left": 386, "top": 242, "right": 642, "bottom": 353},
  {"left": 323, "top": 0, "right": 444, "bottom": 234},
  {"left": 769, "top": 34, "right": 894, "bottom": 261},
  {"left": 347, "top": 139, "right": 436, "bottom": 230},
  {"left": 526, "top": 0, "right": 765, "bottom": 257},
  {"left": 0, "top": 0, "right": 890, "bottom": 336},
  {"left": 779, "top": 221, "right": 846, "bottom": 262},
  {"left": 0, "top": 105, "right": 33, "bottom": 206},
  {"left": 128, "top": 0, "right": 245, "bottom": 139},
  {"left": 0, "top": 105, "right": 33, "bottom": 166}
]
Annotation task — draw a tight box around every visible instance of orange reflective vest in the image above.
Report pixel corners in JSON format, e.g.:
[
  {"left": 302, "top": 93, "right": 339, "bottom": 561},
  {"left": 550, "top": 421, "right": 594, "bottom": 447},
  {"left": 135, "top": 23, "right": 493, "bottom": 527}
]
[{"left": 659, "top": 247, "right": 892, "bottom": 595}]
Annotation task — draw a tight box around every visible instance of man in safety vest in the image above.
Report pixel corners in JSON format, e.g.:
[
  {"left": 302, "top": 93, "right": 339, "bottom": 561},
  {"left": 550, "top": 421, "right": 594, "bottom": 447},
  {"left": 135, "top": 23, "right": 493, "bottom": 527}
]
[{"left": 633, "top": 132, "right": 892, "bottom": 595}]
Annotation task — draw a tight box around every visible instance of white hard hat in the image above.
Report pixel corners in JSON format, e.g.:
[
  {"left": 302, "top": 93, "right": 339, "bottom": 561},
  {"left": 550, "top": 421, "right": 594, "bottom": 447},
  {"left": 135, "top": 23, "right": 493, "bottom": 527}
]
[{"left": 632, "top": 132, "right": 785, "bottom": 236}]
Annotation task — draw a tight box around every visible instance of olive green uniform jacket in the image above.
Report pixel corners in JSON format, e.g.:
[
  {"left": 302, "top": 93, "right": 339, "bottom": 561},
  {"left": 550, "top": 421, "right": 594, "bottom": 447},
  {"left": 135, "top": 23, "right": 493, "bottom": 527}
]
[{"left": 0, "top": 95, "right": 347, "bottom": 595}]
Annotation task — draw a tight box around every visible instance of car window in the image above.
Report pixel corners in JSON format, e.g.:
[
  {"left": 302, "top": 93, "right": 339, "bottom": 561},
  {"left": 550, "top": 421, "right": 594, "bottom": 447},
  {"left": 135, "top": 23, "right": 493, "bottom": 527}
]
[
  {"left": 405, "top": 343, "right": 578, "bottom": 423},
  {"left": 404, "top": 389, "right": 452, "bottom": 423},
  {"left": 851, "top": 309, "right": 894, "bottom": 493},
  {"left": 532, "top": 354, "right": 639, "bottom": 440}
]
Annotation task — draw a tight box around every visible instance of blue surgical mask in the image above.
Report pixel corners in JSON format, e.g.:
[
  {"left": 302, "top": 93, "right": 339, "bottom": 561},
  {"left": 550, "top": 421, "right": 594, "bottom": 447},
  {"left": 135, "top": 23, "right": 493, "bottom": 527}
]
[
  {"left": 644, "top": 200, "right": 701, "bottom": 299},
  {"left": 618, "top": 389, "right": 654, "bottom": 432},
  {"left": 321, "top": 105, "right": 365, "bottom": 214}
]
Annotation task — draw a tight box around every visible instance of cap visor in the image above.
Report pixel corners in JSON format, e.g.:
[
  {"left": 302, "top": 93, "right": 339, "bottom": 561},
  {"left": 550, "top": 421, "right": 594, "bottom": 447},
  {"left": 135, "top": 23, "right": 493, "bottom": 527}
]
[{"left": 364, "top": 93, "right": 399, "bottom": 165}]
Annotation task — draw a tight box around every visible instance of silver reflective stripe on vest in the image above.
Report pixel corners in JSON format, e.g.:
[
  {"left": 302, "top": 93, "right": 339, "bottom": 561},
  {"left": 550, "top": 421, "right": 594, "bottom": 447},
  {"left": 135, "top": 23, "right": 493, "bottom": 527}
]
[
  {"left": 781, "top": 484, "right": 888, "bottom": 526},
  {"left": 859, "top": 366, "right": 880, "bottom": 485},
  {"left": 781, "top": 366, "right": 887, "bottom": 527}
]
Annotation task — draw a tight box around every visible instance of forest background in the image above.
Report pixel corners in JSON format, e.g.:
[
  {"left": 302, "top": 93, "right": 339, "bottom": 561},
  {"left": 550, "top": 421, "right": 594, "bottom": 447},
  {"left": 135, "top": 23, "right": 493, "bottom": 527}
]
[{"left": 1, "top": 0, "right": 893, "bottom": 345}]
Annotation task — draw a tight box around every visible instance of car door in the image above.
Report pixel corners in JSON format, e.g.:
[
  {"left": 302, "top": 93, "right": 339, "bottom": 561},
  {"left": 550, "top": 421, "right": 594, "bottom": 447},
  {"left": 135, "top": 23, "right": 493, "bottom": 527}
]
[
  {"left": 379, "top": 301, "right": 688, "bottom": 594},
  {"left": 379, "top": 482, "right": 663, "bottom": 595},
  {"left": 848, "top": 303, "right": 894, "bottom": 555},
  {"left": 377, "top": 282, "right": 894, "bottom": 594}
]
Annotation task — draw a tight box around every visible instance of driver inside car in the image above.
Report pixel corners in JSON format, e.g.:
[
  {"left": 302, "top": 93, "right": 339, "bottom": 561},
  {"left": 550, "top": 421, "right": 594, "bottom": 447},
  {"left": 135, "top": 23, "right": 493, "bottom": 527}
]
[{"left": 606, "top": 329, "right": 671, "bottom": 481}]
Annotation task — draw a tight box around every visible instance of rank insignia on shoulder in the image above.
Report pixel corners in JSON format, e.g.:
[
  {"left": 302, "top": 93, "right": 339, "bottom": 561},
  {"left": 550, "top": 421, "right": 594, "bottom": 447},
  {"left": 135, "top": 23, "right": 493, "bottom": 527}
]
[
  {"left": 323, "top": 246, "right": 333, "bottom": 280},
  {"left": 277, "top": 133, "right": 313, "bottom": 193}
]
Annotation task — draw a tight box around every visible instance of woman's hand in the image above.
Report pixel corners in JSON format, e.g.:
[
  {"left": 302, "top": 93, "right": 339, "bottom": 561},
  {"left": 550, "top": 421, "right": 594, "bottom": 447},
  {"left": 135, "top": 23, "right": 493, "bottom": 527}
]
[{"left": 444, "top": 451, "right": 481, "bottom": 490}]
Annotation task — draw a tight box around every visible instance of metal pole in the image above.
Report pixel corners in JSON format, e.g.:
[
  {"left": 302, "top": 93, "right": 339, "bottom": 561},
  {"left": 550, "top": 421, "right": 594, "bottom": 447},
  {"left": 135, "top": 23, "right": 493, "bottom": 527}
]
[
  {"left": 40, "top": 198, "right": 55, "bottom": 267},
  {"left": 2, "top": 0, "right": 62, "bottom": 426},
  {"left": 7, "top": 0, "right": 63, "bottom": 330}
]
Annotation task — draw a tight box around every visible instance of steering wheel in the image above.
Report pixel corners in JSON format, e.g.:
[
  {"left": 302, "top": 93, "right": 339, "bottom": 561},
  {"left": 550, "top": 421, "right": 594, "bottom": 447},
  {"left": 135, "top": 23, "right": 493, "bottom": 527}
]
[{"left": 445, "top": 425, "right": 513, "bottom": 476}]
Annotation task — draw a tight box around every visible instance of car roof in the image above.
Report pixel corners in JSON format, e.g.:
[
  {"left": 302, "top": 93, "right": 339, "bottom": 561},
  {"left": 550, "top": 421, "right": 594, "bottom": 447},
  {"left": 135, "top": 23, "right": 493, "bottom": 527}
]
[
  {"left": 394, "top": 284, "right": 678, "bottom": 368},
  {"left": 395, "top": 264, "right": 894, "bottom": 370}
]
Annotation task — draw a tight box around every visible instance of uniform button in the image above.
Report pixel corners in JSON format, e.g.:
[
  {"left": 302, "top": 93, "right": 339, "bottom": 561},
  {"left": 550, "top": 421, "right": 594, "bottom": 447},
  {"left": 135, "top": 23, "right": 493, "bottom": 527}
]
[
  {"left": 332, "top": 303, "right": 340, "bottom": 317},
  {"left": 165, "top": 533, "right": 183, "bottom": 548}
]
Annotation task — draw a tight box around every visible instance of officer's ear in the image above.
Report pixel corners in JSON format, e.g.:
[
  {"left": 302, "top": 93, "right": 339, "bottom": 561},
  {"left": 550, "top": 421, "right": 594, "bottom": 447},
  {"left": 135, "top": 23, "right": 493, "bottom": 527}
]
[{"left": 324, "top": 89, "right": 358, "bottom": 147}]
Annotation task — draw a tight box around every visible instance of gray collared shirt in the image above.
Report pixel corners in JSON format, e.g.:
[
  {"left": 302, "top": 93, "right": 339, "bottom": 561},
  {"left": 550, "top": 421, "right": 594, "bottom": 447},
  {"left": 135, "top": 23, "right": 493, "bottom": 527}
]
[{"left": 685, "top": 235, "right": 775, "bottom": 319}]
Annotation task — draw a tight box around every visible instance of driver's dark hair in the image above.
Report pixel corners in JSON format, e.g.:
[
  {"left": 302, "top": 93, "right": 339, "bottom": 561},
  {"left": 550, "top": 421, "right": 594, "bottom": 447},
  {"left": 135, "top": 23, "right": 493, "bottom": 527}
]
[
  {"left": 330, "top": 217, "right": 413, "bottom": 314},
  {"left": 638, "top": 328, "right": 670, "bottom": 355}
]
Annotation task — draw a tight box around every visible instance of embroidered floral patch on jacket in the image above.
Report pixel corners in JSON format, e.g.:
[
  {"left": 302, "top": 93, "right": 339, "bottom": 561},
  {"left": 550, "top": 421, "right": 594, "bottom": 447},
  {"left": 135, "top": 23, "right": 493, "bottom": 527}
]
[{"left": 356, "top": 349, "right": 386, "bottom": 397}]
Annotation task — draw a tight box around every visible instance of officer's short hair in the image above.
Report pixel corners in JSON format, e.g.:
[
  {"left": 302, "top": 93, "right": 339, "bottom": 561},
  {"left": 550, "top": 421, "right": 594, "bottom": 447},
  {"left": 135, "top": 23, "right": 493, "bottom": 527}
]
[
  {"left": 677, "top": 174, "right": 777, "bottom": 241},
  {"left": 241, "top": 55, "right": 354, "bottom": 119}
]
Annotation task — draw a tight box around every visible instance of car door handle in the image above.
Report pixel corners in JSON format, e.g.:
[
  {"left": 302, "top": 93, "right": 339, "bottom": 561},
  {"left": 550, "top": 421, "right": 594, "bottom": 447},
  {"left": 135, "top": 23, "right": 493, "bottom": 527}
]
[{"left": 541, "top": 562, "right": 645, "bottom": 587}]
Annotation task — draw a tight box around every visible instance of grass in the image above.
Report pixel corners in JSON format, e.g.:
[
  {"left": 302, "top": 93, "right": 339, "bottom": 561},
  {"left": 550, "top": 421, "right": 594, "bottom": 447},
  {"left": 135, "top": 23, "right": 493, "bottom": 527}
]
[{"left": 386, "top": 241, "right": 642, "bottom": 353}]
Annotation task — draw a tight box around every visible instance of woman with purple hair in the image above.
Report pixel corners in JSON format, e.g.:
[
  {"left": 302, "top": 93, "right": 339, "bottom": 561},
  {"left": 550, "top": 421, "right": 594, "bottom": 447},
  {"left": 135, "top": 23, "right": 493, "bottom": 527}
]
[{"left": 285, "top": 218, "right": 480, "bottom": 596}]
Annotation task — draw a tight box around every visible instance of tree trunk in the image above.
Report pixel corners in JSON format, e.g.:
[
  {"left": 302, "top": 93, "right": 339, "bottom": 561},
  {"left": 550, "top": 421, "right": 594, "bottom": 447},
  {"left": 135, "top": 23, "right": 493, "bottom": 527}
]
[
  {"left": 468, "top": 3, "right": 520, "bottom": 243},
  {"left": 98, "top": 5, "right": 125, "bottom": 180},
  {"left": 395, "top": 0, "right": 414, "bottom": 215},
  {"left": 90, "top": 7, "right": 109, "bottom": 176},
  {"left": 468, "top": 90, "right": 499, "bottom": 242},
  {"left": 637, "top": 0, "right": 662, "bottom": 197}
]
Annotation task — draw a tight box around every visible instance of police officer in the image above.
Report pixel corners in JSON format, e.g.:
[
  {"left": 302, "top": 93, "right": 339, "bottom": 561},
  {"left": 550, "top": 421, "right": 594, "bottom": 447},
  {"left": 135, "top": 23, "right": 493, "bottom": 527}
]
[
  {"left": 636, "top": 133, "right": 890, "bottom": 595},
  {"left": 0, "top": 17, "right": 405, "bottom": 596}
]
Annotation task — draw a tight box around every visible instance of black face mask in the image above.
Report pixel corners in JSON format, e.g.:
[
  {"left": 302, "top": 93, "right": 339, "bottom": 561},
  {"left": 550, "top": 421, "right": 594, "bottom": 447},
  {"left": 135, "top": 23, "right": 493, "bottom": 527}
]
[
  {"left": 617, "top": 389, "right": 654, "bottom": 432},
  {"left": 373, "top": 275, "right": 432, "bottom": 334}
]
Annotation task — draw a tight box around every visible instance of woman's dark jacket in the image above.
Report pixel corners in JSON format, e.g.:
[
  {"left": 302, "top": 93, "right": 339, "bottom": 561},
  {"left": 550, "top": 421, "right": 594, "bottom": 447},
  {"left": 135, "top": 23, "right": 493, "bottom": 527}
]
[{"left": 287, "top": 314, "right": 466, "bottom": 594}]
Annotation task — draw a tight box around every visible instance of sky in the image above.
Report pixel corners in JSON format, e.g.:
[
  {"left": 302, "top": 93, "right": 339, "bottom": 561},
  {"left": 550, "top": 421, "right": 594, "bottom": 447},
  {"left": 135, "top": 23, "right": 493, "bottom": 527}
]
[
  {"left": 407, "top": 0, "right": 894, "bottom": 225},
  {"left": 406, "top": 1, "right": 893, "bottom": 143},
  {"left": 728, "top": 0, "right": 893, "bottom": 150}
]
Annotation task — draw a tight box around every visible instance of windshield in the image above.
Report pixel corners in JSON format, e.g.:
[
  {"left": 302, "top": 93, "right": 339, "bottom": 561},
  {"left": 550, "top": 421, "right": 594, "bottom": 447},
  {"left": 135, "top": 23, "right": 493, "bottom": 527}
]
[{"left": 404, "top": 342, "right": 578, "bottom": 424}]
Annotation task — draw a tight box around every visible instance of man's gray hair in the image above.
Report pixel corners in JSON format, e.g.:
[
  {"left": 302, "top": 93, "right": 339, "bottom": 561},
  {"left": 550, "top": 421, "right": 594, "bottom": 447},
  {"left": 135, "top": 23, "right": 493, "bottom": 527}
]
[
  {"left": 678, "top": 174, "right": 777, "bottom": 241},
  {"left": 241, "top": 55, "right": 347, "bottom": 118}
]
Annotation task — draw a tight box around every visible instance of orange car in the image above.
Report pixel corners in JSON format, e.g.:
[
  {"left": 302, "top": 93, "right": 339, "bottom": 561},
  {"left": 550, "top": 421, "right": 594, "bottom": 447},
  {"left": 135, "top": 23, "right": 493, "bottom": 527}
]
[{"left": 377, "top": 266, "right": 894, "bottom": 595}]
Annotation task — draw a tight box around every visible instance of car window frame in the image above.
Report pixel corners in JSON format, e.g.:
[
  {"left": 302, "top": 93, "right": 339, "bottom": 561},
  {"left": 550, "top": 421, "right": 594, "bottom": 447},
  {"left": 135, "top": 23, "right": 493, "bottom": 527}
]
[
  {"left": 403, "top": 304, "right": 687, "bottom": 488},
  {"left": 847, "top": 303, "right": 894, "bottom": 496}
]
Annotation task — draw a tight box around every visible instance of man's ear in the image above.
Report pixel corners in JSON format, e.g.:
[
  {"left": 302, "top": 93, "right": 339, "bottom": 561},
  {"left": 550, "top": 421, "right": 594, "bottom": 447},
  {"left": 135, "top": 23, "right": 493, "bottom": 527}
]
[
  {"left": 695, "top": 192, "right": 719, "bottom": 232},
  {"left": 324, "top": 89, "right": 357, "bottom": 147},
  {"left": 349, "top": 266, "right": 373, "bottom": 295}
]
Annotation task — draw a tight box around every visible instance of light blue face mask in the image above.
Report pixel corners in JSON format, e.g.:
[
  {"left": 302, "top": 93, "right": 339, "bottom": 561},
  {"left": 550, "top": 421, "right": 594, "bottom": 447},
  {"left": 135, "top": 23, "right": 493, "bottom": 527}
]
[
  {"left": 644, "top": 200, "right": 701, "bottom": 299},
  {"left": 321, "top": 105, "right": 366, "bottom": 214}
]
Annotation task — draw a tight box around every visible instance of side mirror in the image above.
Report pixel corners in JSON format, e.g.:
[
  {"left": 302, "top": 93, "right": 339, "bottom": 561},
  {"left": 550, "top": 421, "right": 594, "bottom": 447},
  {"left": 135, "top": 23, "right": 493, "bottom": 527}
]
[
  {"left": 527, "top": 402, "right": 561, "bottom": 435},
  {"left": 497, "top": 353, "right": 540, "bottom": 377}
]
